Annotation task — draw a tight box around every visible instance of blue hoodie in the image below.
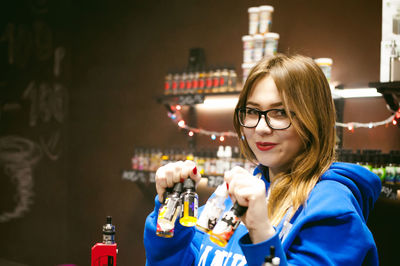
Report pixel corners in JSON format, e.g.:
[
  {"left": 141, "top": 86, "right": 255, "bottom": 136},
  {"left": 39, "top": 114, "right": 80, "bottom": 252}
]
[{"left": 143, "top": 162, "right": 381, "bottom": 266}]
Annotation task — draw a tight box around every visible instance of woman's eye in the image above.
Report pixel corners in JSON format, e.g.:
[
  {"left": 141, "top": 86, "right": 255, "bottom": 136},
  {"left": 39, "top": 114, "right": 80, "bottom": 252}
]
[
  {"left": 276, "top": 110, "right": 288, "bottom": 116},
  {"left": 246, "top": 108, "right": 259, "bottom": 115},
  {"left": 269, "top": 109, "right": 287, "bottom": 118}
]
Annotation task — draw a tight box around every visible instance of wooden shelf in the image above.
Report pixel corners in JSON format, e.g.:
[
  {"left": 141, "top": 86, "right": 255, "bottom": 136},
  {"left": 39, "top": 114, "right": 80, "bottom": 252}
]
[
  {"left": 122, "top": 169, "right": 224, "bottom": 188},
  {"left": 369, "top": 81, "right": 400, "bottom": 112}
]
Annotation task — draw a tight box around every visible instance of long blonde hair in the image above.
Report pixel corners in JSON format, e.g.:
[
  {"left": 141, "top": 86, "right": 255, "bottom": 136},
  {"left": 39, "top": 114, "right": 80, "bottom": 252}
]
[{"left": 233, "top": 54, "right": 336, "bottom": 226}]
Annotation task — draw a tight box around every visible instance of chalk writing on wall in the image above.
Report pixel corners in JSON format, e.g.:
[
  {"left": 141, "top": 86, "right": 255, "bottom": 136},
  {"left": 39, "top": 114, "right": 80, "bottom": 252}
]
[
  {"left": 0, "top": 2, "right": 69, "bottom": 222},
  {"left": 0, "top": 136, "right": 42, "bottom": 223},
  {"left": 22, "top": 80, "right": 68, "bottom": 161}
]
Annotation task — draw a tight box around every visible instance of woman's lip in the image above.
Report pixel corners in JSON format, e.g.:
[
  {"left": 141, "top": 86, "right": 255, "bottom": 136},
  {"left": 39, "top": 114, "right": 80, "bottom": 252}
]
[{"left": 256, "top": 142, "right": 277, "bottom": 151}]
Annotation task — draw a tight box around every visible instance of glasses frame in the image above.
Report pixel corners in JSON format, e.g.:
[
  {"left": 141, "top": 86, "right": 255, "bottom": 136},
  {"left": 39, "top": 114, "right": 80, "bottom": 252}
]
[{"left": 236, "top": 107, "right": 295, "bottom": 130}]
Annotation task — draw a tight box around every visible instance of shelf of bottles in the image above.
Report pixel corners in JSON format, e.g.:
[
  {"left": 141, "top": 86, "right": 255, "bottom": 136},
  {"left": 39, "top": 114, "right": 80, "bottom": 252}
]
[
  {"left": 158, "top": 68, "right": 240, "bottom": 106},
  {"left": 337, "top": 149, "right": 400, "bottom": 200},
  {"left": 123, "top": 148, "right": 400, "bottom": 197},
  {"left": 122, "top": 146, "right": 255, "bottom": 188}
]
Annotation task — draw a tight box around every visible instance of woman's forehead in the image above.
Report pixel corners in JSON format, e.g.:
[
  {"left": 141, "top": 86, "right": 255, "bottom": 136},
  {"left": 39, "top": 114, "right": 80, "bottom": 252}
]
[{"left": 246, "top": 76, "right": 283, "bottom": 106}]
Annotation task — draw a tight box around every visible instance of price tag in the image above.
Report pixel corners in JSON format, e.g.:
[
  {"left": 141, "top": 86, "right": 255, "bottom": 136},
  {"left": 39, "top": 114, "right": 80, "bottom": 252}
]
[
  {"left": 381, "top": 184, "right": 397, "bottom": 200},
  {"left": 178, "top": 94, "right": 204, "bottom": 105}
]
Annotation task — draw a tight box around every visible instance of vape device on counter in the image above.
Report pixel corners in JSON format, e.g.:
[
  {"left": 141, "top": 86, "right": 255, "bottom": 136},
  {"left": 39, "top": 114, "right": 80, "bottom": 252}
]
[{"left": 91, "top": 216, "right": 117, "bottom": 266}]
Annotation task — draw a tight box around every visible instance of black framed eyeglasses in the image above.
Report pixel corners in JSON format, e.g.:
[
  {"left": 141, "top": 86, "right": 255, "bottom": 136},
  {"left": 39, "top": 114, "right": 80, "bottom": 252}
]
[{"left": 236, "top": 107, "right": 294, "bottom": 130}]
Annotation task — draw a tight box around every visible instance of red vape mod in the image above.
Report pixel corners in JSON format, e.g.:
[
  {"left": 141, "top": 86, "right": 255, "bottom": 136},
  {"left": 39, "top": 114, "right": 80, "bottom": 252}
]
[{"left": 91, "top": 216, "right": 117, "bottom": 266}]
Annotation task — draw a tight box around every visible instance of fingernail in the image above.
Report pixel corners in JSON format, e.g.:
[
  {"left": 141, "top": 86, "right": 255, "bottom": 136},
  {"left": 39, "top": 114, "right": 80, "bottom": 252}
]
[
  {"left": 226, "top": 182, "right": 229, "bottom": 190},
  {"left": 192, "top": 166, "right": 197, "bottom": 175},
  {"left": 180, "top": 177, "right": 185, "bottom": 183}
]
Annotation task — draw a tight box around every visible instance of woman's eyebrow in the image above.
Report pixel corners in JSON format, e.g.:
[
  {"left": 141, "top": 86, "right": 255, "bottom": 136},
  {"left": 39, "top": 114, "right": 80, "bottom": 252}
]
[{"left": 246, "top": 101, "right": 284, "bottom": 108}]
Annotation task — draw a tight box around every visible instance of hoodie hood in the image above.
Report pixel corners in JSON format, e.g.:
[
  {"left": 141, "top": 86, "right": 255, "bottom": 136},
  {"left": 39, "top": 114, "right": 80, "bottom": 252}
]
[
  {"left": 254, "top": 162, "right": 381, "bottom": 220},
  {"left": 321, "top": 162, "right": 381, "bottom": 220}
]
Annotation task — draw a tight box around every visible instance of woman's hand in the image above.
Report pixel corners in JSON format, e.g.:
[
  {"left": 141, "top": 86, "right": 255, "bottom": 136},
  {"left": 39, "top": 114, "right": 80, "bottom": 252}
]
[
  {"left": 224, "top": 166, "right": 275, "bottom": 244},
  {"left": 155, "top": 160, "right": 201, "bottom": 203}
]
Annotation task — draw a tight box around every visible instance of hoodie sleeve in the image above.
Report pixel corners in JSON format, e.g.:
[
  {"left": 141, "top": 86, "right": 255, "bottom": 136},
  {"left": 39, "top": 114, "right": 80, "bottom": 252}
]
[
  {"left": 239, "top": 230, "right": 287, "bottom": 266},
  {"left": 284, "top": 211, "right": 378, "bottom": 265},
  {"left": 239, "top": 173, "right": 380, "bottom": 266},
  {"left": 143, "top": 195, "right": 199, "bottom": 266},
  {"left": 239, "top": 203, "right": 378, "bottom": 266}
]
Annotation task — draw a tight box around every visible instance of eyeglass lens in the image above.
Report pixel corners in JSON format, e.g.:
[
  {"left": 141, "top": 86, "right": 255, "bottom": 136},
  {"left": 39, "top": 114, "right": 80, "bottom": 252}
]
[{"left": 238, "top": 108, "right": 291, "bottom": 129}]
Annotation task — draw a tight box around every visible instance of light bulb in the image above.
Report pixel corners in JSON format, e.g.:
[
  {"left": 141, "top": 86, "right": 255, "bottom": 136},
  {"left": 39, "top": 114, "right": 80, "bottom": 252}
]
[{"left": 178, "top": 120, "right": 185, "bottom": 128}]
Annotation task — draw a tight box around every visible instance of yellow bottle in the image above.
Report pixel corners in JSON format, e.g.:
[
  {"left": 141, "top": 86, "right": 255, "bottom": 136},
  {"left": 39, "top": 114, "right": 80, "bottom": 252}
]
[{"left": 179, "top": 178, "right": 198, "bottom": 227}]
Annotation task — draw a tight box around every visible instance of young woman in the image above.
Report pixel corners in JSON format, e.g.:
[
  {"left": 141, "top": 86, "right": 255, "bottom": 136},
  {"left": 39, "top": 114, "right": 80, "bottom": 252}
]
[{"left": 144, "top": 54, "right": 381, "bottom": 265}]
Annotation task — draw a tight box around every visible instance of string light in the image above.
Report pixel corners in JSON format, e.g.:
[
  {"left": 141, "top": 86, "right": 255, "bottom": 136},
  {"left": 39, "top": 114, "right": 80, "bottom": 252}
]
[
  {"left": 178, "top": 120, "right": 185, "bottom": 128},
  {"left": 168, "top": 112, "right": 177, "bottom": 120},
  {"left": 347, "top": 123, "right": 354, "bottom": 132},
  {"left": 396, "top": 108, "right": 400, "bottom": 119},
  {"left": 167, "top": 105, "right": 399, "bottom": 140},
  {"left": 335, "top": 113, "right": 396, "bottom": 131},
  {"left": 395, "top": 107, "right": 400, "bottom": 125}
]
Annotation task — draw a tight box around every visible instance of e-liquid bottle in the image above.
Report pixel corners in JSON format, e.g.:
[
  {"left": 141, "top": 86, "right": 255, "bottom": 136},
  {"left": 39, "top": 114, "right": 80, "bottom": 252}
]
[
  {"left": 156, "top": 183, "right": 183, "bottom": 238},
  {"left": 196, "top": 182, "right": 228, "bottom": 232},
  {"left": 179, "top": 178, "right": 198, "bottom": 227},
  {"left": 208, "top": 202, "right": 247, "bottom": 247}
]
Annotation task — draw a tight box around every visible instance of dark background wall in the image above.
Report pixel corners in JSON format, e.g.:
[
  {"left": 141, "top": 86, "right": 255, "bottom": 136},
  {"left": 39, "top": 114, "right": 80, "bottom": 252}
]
[{"left": 0, "top": 0, "right": 399, "bottom": 265}]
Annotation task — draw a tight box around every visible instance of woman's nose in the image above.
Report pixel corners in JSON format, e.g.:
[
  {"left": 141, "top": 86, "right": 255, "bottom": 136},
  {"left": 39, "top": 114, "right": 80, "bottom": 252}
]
[{"left": 255, "top": 115, "right": 273, "bottom": 134}]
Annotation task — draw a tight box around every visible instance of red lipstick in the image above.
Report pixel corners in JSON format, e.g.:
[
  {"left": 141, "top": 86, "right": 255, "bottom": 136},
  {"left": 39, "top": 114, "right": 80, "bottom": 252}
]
[{"left": 256, "top": 142, "right": 277, "bottom": 151}]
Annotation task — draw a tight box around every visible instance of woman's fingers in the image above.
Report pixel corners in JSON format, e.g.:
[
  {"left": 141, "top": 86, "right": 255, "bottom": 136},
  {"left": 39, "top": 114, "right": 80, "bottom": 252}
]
[
  {"left": 155, "top": 160, "right": 201, "bottom": 203},
  {"left": 225, "top": 166, "right": 266, "bottom": 206},
  {"left": 155, "top": 165, "right": 169, "bottom": 202},
  {"left": 179, "top": 160, "right": 202, "bottom": 184}
]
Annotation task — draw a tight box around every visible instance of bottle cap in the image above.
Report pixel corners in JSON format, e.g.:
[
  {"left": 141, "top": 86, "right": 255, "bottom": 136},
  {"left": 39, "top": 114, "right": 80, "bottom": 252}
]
[
  {"left": 215, "top": 182, "right": 228, "bottom": 197},
  {"left": 173, "top": 182, "right": 183, "bottom": 193},
  {"left": 217, "top": 146, "right": 225, "bottom": 158},
  {"left": 253, "top": 34, "right": 264, "bottom": 41},
  {"left": 224, "top": 146, "right": 232, "bottom": 158},
  {"left": 272, "top": 257, "right": 280, "bottom": 265},
  {"left": 270, "top": 245, "right": 275, "bottom": 257},
  {"left": 264, "top": 32, "right": 280, "bottom": 39},
  {"left": 242, "top": 62, "right": 257, "bottom": 69},
  {"left": 242, "top": 35, "right": 253, "bottom": 42},
  {"left": 314, "top": 58, "right": 333, "bottom": 65},
  {"left": 259, "top": 5, "right": 274, "bottom": 12},
  {"left": 232, "top": 202, "right": 247, "bottom": 216},
  {"left": 248, "top": 7, "right": 260, "bottom": 13},
  {"left": 183, "top": 178, "right": 195, "bottom": 190}
]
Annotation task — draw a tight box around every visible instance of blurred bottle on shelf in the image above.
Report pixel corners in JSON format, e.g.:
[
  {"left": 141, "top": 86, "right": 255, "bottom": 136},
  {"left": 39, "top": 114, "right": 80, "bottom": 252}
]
[
  {"left": 197, "top": 70, "right": 206, "bottom": 94},
  {"left": 219, "top": 68, "right": 229, "bottom": 93},
  {"left": 164, "top": 73, "right": 173, "bottom": 95},
  {"left": 228, "top": 69, "right": 238, "bottom": 92},
  {"left": 172, "top": 73, "right": 180, "bottom": 94},
  {"left": 211, "top": 69, "right": 221, "bottom": 93}
]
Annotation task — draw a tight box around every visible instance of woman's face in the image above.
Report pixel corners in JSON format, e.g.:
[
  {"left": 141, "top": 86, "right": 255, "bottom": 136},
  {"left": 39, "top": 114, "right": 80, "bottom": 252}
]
[{"left": 243, "top": 76, "right": 303, "bottom": 178}]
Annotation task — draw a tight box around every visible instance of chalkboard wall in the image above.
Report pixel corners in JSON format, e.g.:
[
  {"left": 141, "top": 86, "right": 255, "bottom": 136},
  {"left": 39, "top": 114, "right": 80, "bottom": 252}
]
[
  {"left": 0, "top": 0, "right": 71, "bottom": 265},
  {"left": 0, "top": 0, "right": 398, "bottom": 265}
]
